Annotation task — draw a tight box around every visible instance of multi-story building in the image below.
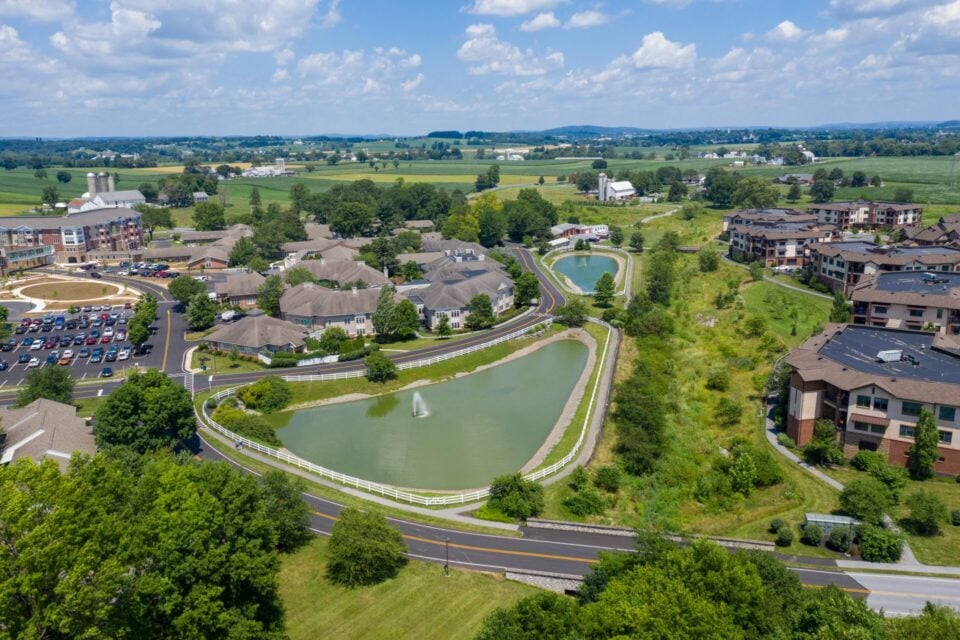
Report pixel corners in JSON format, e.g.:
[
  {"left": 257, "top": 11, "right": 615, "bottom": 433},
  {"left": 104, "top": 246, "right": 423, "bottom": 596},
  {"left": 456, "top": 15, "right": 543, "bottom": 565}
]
[
  {"left": 808, "top": 200, "right": 923, "bottom": 231},
  {"left": 851, "top": 271, "right": 960, "bottom": 335},
  {"left": 721, "top": 208, "right": 817, "bottom": 233},
  {"left": 900, "top": 213, "right": 960, "bottom": 246},
  {"left": 784, "top": 324, "right": 960, "bottom": 475},
  {"left": 728, "top": 220, "right": 836, "bottom": 267},
  {"left": 280, "top": 283, "right": 386, "bottom": 337},
  {"left": 807, "top": 241, "right": 960, "bottom": 295},
  {"left": 0, "top": 207, "right": 142, "bottom": 272}
]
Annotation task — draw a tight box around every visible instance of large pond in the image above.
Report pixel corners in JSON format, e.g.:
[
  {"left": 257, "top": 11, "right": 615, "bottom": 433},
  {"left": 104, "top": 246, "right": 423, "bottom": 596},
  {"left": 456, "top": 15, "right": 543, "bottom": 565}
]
[
  {"left": 553, "top": 254, "right": 619, "bottom": 293},
  {"left": 278, "top": 340, "right": 589, "bottom": 490}
]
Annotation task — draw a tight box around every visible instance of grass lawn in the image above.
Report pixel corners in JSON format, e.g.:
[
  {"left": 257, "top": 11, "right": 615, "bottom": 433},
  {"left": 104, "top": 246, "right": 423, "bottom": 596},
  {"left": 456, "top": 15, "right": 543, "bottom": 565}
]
[
  {"left": 74, "top": 396, "right": 106, "bottom": 418},
  {"left": 191, "top": 350, "right": 265, "bottom": 373},
  {"left": 823, "top": 466, "right": 960, "bottom": 566},
  {"left": 279, "top": 537, "right": 539, "bottom": 640},
  {"left": 20, "top": 281, "right": 123, "bottom": 301}
]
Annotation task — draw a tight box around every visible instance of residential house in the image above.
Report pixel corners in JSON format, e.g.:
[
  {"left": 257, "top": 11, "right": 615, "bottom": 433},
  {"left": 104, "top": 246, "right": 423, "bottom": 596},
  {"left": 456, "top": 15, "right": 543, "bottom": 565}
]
[
  {"left": 294, "top": 259, "right": 391, "bottom": 288},
  {"left": 205, "top": 313, "right": 307, "bottom": 355},
  {"left": 280, "top": 283, "right": 389, "bottom": 337},
  {"left": 0, "top": 399, "right": 95, "bottom": 471},
  {"left": 407, "top": 271, "right": 515, "bottom": 331},
  {"left": 807, "top": 242, "right": 960, "bottom": 295},
  {"left": 784, "top": 324, "right": 960, "bottom": 475},
  {"left": 808, "top": 200, "right": 923, "bottom": 231},
  {"left": 850, "top": 271, "right": 960, "bottom": 335},
  {"left": 214, "top": 271, "right": 266, "bottom": 308},
  {"left": 900, "top": 213, "right": 960, "bottom": 246}
]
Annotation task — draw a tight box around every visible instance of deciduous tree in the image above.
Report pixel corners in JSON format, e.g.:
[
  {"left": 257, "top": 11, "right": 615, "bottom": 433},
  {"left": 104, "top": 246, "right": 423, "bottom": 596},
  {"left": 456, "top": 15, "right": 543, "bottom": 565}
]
[
  {"left": 907, "top": 408, "right": 940, "bottom": 480},
  {"left": 326, "top": 508, "right": 407, "bottom": 587},
  {"left": 256, "top": 275, "right": 284, "bottom": 317},
  {"left": 16, "top": 365, "right": 74, "bottom": 407}
]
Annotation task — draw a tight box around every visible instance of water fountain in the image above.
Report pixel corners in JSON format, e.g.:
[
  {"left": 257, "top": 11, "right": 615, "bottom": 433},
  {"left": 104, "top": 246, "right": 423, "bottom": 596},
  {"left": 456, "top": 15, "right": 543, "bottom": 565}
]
[{"left": 412, "top": 391, "right": 429, "bottom": 418}]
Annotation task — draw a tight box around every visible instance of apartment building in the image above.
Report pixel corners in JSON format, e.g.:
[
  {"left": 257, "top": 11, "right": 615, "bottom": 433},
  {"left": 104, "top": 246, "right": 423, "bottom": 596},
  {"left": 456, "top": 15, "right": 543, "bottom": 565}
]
[
  {"left": 0, "top": 207, "right": 142, "bottom": 273},
  {"left": 721, "top": 208, "right": 817, "bottom": 233},
  {"left": 851, "top": 271, "right": 960, "bottom": 335},
  {"left": 807, "top": 241, "right": 960, "bottom": 295},
  {"left": 900, "top": 213, "right": 960, "bottom": 246},
  {"left": 808, "top": 200, "right": 923, "bottom": 231},
  {"left": 728, "top": 220, "right": 836, "bottom": 267},
  {"left": 785, "top": 324, "right": 960, "bottom": 475}
]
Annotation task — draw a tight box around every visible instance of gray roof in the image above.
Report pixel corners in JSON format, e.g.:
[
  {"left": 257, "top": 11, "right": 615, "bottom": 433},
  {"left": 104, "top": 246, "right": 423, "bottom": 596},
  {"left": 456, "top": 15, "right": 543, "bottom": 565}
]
[
  {"left": 419, "top": 238, "right": 486, "bottom": 254},
  {"left": 397, "top": 251, "right": 445, "bottom": 265},
  {"left": 295, "top": 260, "right": 390, "bottom": 286},
  {"left": 206, "top": 315, "right": 306, "bottom": 351},
  {"left": 280, "top": 282, "right": 390, "bottom": 319},
  {"left": 182, "top": 224, "right": 251, "bottom": 243},
  {"left": 214, "top": 271, "right": 266, "bottom": 298},
  {"left": 403, "top": 220, "right": 434, "bottom": 229},
  {"left": 142, "top": 246, "right": 194, "bottom": 260},
  {"left": 305, "top": 222, "right": 332, "bottom": 239},
  {"left": 0, "top": 399, "right": 94, "bottom": 471},
  {"left": 412, "top": 271, "right": 513, "bottom": 311},
  {"left": 96, "top": 190, "right": 145, "bottom": 204},
  {"left": 0, "top": 206, "right": 141, "bottom": 230}
]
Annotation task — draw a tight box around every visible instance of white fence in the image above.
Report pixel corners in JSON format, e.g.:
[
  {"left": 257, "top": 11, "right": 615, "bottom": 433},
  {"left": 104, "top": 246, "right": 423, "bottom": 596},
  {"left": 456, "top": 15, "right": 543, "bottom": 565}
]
[{"left": 198, "top": 318, "right": 614, "bottom": 506}]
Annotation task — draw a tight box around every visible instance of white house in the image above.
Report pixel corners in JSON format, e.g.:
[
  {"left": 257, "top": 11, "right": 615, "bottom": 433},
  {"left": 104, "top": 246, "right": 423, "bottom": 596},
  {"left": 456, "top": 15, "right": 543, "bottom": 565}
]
[{"left": 597, "top": 173, "right": 636, "bottom": 202}]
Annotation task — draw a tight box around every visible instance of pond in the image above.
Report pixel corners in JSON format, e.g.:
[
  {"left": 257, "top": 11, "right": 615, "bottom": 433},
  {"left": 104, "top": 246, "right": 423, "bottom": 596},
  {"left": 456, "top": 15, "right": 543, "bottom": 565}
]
[
  {"left": 277, "top": 340, "right": 589, "bottom": 490},
  {"left": 552, "top": 254, "right": 619, "bottom": 294}
]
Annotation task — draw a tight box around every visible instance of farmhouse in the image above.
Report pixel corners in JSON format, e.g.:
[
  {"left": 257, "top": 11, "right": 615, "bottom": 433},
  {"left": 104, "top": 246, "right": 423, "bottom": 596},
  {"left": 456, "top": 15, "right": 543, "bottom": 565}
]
[
  {"left": 807, "top": 241, "right": 960, "bottom": 295},
  {"left": 784, "top": 324, "right": 960, "bottom": 475},
  {"left": 850, "top": 271, "right": 960, "bottom": 335}
]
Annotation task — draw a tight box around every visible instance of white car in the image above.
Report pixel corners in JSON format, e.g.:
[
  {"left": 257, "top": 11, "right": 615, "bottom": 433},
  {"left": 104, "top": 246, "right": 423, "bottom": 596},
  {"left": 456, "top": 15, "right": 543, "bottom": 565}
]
[
  {"left": 62, "top": 349, "right": 74, "bottom": 359},
  {"left": 193, "top": 275, "right": 209, "bottom": 282},
  {"left": 30, "top": 341, "right": 43, "bottom": 351},
  {"left": 118, "top": 347, "right": 131, "bottom": 361},
  {"left": 115, "top": 330, "right": 126, "bottom": 341},
  {"left": 27, "top": 357, "right": 40, "bottom": 367},
  {"left": 117, "top": 270, "right": 129, "bottom": 276},
  {"left": 103, "top": 327, "right": 114, "bottom": 338}
]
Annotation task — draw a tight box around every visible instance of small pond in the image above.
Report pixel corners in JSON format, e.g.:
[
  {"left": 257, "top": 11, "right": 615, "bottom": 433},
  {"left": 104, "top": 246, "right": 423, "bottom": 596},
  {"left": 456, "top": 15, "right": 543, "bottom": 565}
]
[
  {"left": 277, "top": 340, "right": 589, "bottom": 490},
  {"left": 553, "top": 254, "right": 618, "bottom": 293}
]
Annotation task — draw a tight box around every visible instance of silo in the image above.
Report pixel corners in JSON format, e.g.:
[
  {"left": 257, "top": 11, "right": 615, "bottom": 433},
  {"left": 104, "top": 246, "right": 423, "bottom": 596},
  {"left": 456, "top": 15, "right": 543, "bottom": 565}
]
[
  {"left": 86, "top": 172, "right": 97, "bottom": 196},
  {"left": 107, "top": 174, "right": 115, "bottom": 192},
  {"left": 98, "top": 172, "right": 108, "bottom": 194}
]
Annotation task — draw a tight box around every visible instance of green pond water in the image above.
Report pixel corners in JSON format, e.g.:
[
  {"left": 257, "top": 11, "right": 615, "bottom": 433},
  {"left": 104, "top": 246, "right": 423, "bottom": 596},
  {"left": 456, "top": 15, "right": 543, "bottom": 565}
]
[
  {"left": 553, "top": 254, "right": 618, "bottom": 293},
  {"left": 278, "top": 340, "right": 589, "bottom": 490}
]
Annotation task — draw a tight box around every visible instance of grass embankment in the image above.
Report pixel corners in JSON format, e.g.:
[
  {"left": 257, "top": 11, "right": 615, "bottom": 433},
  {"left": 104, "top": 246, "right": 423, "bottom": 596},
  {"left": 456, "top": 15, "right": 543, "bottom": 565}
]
[
  {"left": 823, "top": 467, "right": 960, "bottom": 566},
  {"left": 279, "top": 537, "right": 538, "bottom": 640},
  {"left": 190, "top": 350, "right": 265, "bottom": 374}
]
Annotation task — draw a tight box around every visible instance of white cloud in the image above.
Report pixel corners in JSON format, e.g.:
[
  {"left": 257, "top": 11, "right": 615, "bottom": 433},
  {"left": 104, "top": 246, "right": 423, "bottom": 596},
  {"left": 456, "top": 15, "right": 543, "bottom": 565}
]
[
  {"left": 275, "top": 48, "right": 296, "bottom": 66},
  {"left": 828, "top": 0, "right": 930, "bottom": 17},
  {"left": 564, "top": 10, "right": 611, "bottom": 29},
  {"left": 620, "top": 31, "right": 696, "bottom": 70},
  {"left": 457, "top": 23, "right": 563, "bottom": 75},
  {"left": 765, "top": 20, "right": 809, "bottom": 42},
  {"left": 296, "top": 46, "right": 425, "bottom": 96},
  {"left": 272, "top": 68, "right": 290, "bottom": 83},
  {"left": 402, "top": 73, "right": 424, "bottom": 91},
  {"left": 643, "top": 0, "right": 692, "bottom": 7},
  {"left": 0, "top": 0, "right": 74, "bottom": 22},
  {"left": 466, "top": 0, "right": 565, "bottom": 16},
  {"left": 321, "top": 0, "right": 341, "bottom": 27},
  {"left": 520, "top": 11, "right": 560, "bottom": 31}
]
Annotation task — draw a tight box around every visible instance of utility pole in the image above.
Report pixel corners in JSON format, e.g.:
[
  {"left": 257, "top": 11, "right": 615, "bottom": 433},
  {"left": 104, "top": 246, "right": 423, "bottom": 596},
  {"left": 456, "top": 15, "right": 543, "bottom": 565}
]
[{"left": 444, "top": 538, "right": 450, "bottom": 577}]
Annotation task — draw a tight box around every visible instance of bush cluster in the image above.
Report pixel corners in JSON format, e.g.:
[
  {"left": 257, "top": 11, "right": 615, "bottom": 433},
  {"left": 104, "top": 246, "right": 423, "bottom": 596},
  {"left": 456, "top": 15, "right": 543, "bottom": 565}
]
[{"left": 236, "top": 376, "right": 292, "bottom": 414}]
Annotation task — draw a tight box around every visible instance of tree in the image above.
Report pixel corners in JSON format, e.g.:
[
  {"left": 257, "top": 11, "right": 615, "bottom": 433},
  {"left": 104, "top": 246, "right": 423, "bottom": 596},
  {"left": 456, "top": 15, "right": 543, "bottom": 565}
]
[
  {"left": 371, "top": 286, "right": 397, "bottom": 337},
  {"left": 284, "top": 267, "right": 316, "bottom": 287},
  {"left": 538, "top": 175, "right": 545, "bottom": 185},
  {"left": 256, "top": 275, "right": 284, "bottom": 317},
  {"left": 228, "top": 236, "right": 258, "bottom": 266},
  {"left": 238, "top": 376, "right": 293, "bottom": 413},
  {"left": 667, "top": 180, "right": 688, "bottom": 202},
  {"left": 858, "top": 525, "right": 904, "bottom": 563},
  {"left": 185, "top": 293, "right": 217, "bottom": 331},
  {"left": 907, "top": 408, "right": 940, "bottom": 480},
  {"left": 288, "top": 182, "right": 310, "bottom": 213},
  {"left": 803, "top": 418, "right": 844, "bottom": 465},
  {"left": 440, "top": 210, "right": 479, "bottom": 242},
  {"left": 34, "top": 168, "right": 47, "bottom": 179},
  {"left": 731, "top": 177, "right": 779, "bottom": 208},
  {"left": 829, "top": 291, "right": 851, "bottom": 322},
  {"left": 608, "top": 226, "right": 624, "bottom": 247},
  {"left": 748, "top": 260, "right": 764, "bottom": 282},
  {"left": 365, "top": 351, "right": 397, "bottom": 382},
  {"left": 326, "top": 508, "right": 407, "bottom": 587},
  {"left": 0, "top": 455, "right": 285, "bottom": 639},
  {"left": 894, "top": 187, "right": 914, "bottom": 202},
  {"left": 41, "top": 185, "right": 59, "bottom": 207},
  {"left": 93, "top": 369, "right": 195, "bottom": 452},
  {"left": 55, "top": 169, "right": 72, "bottom": 183},
  {"left": 555, "top": 298, "right": 588, "bottom": 327},
  {"left": 193, "top": 201, "right": 226, "bottom": 231},
  {"left": 487, "top": 473, "right": 544, "bottom": 520},
  {"left": 593, "top": 272, "right": 615, "bottom": 307},
  {"left": 591, "top": 158, "right": 608, "bottom": 170},
  {"left": 839, "top": 477, "right": 892, "bottom": 525},
  {"left": 474, "top": 193, "right": 506, "bottom": 247},
  {"left": 138, "top": 206, "right": 173, "bottom": 240},
  {"left": 629, "top": 231, "right": 644, "bottom": 253},
  {"left": 514, "top": 271, "right": 540, "bottom": 307},
  {"left": 400, "top": 260, "right": 422, "bottom": 281},
  {"left": 259, "top": 470, "right": 311, "bottom": 552},
  {"left": 392, "top": 299, "right": 421, "bottom": 338},
  {"left": 318, "top": 326, "right": 348, "bottom": 353},
  {"left": 646, "top": 251, "right": 676, "bottom": 305},
  {"left": 698, "top": 249, "right": 719, "bottom": 272},
  {"left": 705, "top": 170, "right": 739, "bottom": 207},
  {"left": 249, "top": 186, "right": 262, "bottom": 209},
  {"left": 127, "top": 316, "right": 151, "bottom": 353},
  {"left": 906, "top": 490, "right": 948, "bottom": 535},
  {"left": 851, "top": 170, "right": 868, "bottom": 187},
  {"left": 466, "top": 293, "right": 495, "bottom": 330},
  {"left": 436, "top": 314, "right": 452, "bottom": 339},
  {"left": 476, "top": 592, "right": 579, "bottom": 640},
  {"left": 810, "top": 179, "right": 835, "bottom": 203},
  {"left": 168, "top": 274, "right": 206, "bottom": 306},
  {"left": 16, "top": 365, "right": 74, "bottom": 407},
  {"left": 786, "top": 182, "right": 802, "bottom": 202}
]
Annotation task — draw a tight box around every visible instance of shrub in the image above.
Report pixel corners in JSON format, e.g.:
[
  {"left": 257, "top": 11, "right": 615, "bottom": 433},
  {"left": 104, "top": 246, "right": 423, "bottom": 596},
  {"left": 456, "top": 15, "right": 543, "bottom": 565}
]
[
  {"left": 776, "top": 433, "right": 796, "bottom": 449},
  {"left": 705, "top": 367, "right": 728, "bottom": 391},
  {"left": 236, "top": 376, "right": 292, "bottom": 414},
  {"left": 365, "top": 351, "right": 397, "bottom": 382},
  {"left": 488, "top": 473, "right": 544, "bottom": 520},
  {"left": 906, "top": 490, "right": 948, "bottom": 536},
  {"left": 775, "top": 528, "right": 794, "bottom": 547},
  {"left": 952, "top": 509, "right": 960, "bottom": 527},
  {"left": 205, "top": 397, "right": 218, "bottom": 410},
  {"left": 828, "top": 528, "right": 851, "bottom": 553},
  {"left": 568, "top": 466, "right": 589, "bottom": 491},
  {"left": 850, "top": 450, "right": 886, "bottom": 471},
  {"left": 714, "top": 397, "right": 742, "bottom": 427},
  {"left": 857, "top": 525, "right": 903, "bottom": 563},
  {"left": 849, "top": 450, "right": 907, "bottom": 501},
  {"left": 840, "top": 478, "right": 892, "bottom": 526},
  {"left": 593, "top": 466, "right": 621, "bottom": 493},
  {"left": 769, "top": 518, "right": 786, "bottom": 534},
  {"left": 801, "top": 525, "right": 823, "bottom": 547},
  {"left": 327, "top": 508, "right": 407, "bottom": 587},
  {"left": 563, "top": 487, "right": 606, "bottom": 517}
]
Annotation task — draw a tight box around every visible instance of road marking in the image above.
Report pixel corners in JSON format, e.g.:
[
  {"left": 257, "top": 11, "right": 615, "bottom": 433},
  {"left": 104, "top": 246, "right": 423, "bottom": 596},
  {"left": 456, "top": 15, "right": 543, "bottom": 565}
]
[
  {"left": 161, "top": 308, "right": 172, "bottom": 371},
  {"left": 17, "top": 377, "right": 24, "bottom": 385},
  {"left": 97, "top": 389, "right": 103, "bottom": 397},
  {"left": 0, "top": 380, "right": 6, "bottom": 388}
]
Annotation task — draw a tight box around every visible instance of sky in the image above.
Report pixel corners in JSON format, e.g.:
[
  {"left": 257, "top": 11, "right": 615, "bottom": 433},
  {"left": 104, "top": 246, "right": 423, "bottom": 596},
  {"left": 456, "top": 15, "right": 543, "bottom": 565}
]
[{"left": 0, "top": 0, "right": 959, "bottom": 137}]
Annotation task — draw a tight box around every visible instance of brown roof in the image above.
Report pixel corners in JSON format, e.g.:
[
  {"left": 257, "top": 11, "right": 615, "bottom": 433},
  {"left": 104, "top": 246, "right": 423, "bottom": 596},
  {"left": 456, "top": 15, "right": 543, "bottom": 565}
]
[
  {"left": 295, "top": 260, "right": 390, "bottom": 286},
  {"left": 729, "top": 223, "right": 832, "bottom": 241},
  {"left": 809, "top": 242, "right": 960, "bottom": 266},
  {"left": 206, "top": 315, "right": 306, "bottom": 351},
  {"left": 281, "top": 282, "right": 395, "bottom": 319},
  {"left": 214, "top": 271, "right": 266, "bottom": 298},
  {"left": 809, "top": 200, "right": 922, "bottom": 212},
  {"left": 851, "top": 273, "right": 960, "bottom": 311},
  {"left": 0, "top": 399, "right": 94, "bottom": 470}
]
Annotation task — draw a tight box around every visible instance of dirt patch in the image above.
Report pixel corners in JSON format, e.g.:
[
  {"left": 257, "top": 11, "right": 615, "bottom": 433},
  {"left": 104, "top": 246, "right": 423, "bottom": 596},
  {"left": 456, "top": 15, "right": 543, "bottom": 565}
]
[{"left": 20, "top": 281, "right": 122, "bottom": 301}]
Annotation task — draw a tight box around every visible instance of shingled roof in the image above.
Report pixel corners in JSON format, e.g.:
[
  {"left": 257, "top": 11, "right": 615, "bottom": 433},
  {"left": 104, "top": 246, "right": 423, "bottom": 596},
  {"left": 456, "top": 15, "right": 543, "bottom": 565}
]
[
  {"left": 0, "top": 399, "right": 95, "bottom": 471},
  {"left": 205, "top": 314, "right": 306, "bottom": 351}
]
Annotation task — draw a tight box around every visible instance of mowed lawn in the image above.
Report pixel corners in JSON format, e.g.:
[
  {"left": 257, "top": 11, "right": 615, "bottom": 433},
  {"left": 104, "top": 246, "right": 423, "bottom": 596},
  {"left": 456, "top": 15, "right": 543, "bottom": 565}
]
[{"left": 279, "top": 537, "right": 538, "bottom": 640}]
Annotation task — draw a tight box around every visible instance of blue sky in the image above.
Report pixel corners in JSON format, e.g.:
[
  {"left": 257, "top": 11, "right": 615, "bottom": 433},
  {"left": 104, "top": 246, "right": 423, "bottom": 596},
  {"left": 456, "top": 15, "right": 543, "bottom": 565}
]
[{"left": 0, "top": 0, "right": 958, "bottom": 136}]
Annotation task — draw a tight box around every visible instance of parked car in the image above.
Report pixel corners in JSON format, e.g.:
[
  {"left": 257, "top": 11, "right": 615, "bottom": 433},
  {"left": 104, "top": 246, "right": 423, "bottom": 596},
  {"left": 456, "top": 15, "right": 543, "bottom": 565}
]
[
  {"left": 79, "top": 347, "right": 90, "bottom": 358},
  {"left": 90, "top": 272, "right": 102, "bottom": 279},
  {"left": 82, "top": 305, "right": 92, "bottom": 312},
  {"left": 118, "top": 346, "right": 131, "bottom": 361},
  {"left": 74, "top": 334, "right": 86, "bottom": 345},
  {"left": 124, "top": 302, "right": 132, "bottom": 309},
  {"left": 115, "top": 330, "right": 126, "bottom": 341},
  {"left": 27, "top": 357, "right": 40, "bottom": 368},
  {"left": 100, "top": 335, "right": 111, "bottom": 344},
  {"left": 0, "top": 361, "right": 8, "bottom": 371},
  {"left": 14, "top": 326, "right": 26, "bottom": 335},
  {"left": 30, "top": 341, "right": 43, "bottom": 351},
  {"left": 20, "top": 337, "right": 32, "bottom": 347},
  {"left": 100, "top": 367, "right": 113, "bottom": 378},
  {"left": 46, "top": 351, "right": 59, "bottom": 365},
  {"left": 90, "top": 349, "right": 103, "bottom": 363},
  {"left": 17, "top": 353, "right": 30, "bottom": 364},
  {"left": 103, "top": 327, "right": 114, "bottom": 338},
  {"left": 1, "top": 342, "right": 12, "bottom": 352}
]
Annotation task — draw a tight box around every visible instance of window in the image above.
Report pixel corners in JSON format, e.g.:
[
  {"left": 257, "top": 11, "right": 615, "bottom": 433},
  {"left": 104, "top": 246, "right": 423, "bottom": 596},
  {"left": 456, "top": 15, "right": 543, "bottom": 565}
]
[
  {"left": 902, "top": 402, "right": 923, "bottom": 417},
  {"left": 937, "top": 309, "right": 944, "bottom": 319},
  {"left": 874, "top": 398, "right": 888, "bottom": 411},
  {"left": 853, "top": 422, "right": 869, "bottom": 432},
  {"left": 858, "top": 441, "right": 878, "bottom": 452},
  {"left": 874, "top": 306, "right": 888, "bottom": 314},
  {"left": 939, "top": 406, "right": 957, "bottom": 422},
  {"left": 939, "top": 431, "right": 953, "bottom": 444},
  {"left": 909, "top": 308, "right": 924, "bottom": 318},
  {"left": 899, "top": 425, "right": 916, "bottom": 439},
  {"left": 856, "top": 395, "right": 871, "bottom": 408}
]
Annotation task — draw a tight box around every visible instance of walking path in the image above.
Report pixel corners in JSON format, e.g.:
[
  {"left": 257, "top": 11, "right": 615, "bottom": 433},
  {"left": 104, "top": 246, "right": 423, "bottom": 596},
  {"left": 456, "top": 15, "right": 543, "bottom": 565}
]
[
  {"left": 720, "top": 253, "right": 833, "bottom": 300},
  {"left": 639, "top": 207, "right": 678, "bottom": 224}
]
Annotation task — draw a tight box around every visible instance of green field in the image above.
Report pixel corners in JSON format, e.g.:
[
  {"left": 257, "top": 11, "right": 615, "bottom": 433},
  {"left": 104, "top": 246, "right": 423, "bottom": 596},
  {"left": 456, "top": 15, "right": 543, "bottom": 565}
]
[{"left": 279, "top": 537, "right": 538, "bottom": 640}]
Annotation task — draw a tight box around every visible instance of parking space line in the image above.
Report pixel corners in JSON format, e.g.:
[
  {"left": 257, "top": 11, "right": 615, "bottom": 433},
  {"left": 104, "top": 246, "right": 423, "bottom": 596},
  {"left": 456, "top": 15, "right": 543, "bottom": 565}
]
[
  {"left": 97, "top": 389, "right": 103, "bottom": 397},
  {"left": 17, "top": 377, "right": 24, "bottom": 385}
]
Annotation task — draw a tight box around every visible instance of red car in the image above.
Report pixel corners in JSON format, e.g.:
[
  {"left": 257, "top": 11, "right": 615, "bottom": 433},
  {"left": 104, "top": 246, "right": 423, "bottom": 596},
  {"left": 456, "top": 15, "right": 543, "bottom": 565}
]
[
  {"left": 100, "top": 335, "right": 111, "bottom": 344},
  {"left": 99, "top": 313, "right": 109, "bottom": 321},
  {"left": 85, "top": 336, "right": 97, "bottom": 345},
  {"left": 124, "top": 302, "right": 132, "bottom": 309},
  {"left": 19, "top": 319, "right": 31, "bottom": 327}
]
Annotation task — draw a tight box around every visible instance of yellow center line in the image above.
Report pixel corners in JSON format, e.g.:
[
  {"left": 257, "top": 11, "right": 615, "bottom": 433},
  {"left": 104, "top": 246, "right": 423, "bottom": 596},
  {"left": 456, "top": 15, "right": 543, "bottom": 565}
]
[{"left": 161, "top": 308, "right": 171, "bottom": 371}]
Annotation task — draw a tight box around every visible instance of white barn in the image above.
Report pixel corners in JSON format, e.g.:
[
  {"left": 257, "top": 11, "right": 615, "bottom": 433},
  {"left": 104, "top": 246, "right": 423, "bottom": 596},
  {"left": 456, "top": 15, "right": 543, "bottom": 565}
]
[{"left": 597, "top": 173, "right": 635, "bottom": 202}]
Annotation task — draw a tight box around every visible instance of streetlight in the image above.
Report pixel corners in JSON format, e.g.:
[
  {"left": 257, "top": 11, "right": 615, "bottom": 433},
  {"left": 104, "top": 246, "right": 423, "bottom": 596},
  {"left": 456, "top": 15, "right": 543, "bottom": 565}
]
[{"left": 444, "top": 538, "right": 450, "bottom": 577}]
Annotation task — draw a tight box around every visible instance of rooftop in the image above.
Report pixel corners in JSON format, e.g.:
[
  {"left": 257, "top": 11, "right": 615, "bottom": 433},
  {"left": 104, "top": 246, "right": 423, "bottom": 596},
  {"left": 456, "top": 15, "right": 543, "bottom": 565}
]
[
  {"left": 870, "top": 271, "right": 960, "bottom": 295},
  {"left": 817, "top": 325, "right": 960, "bottom": 386}
]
